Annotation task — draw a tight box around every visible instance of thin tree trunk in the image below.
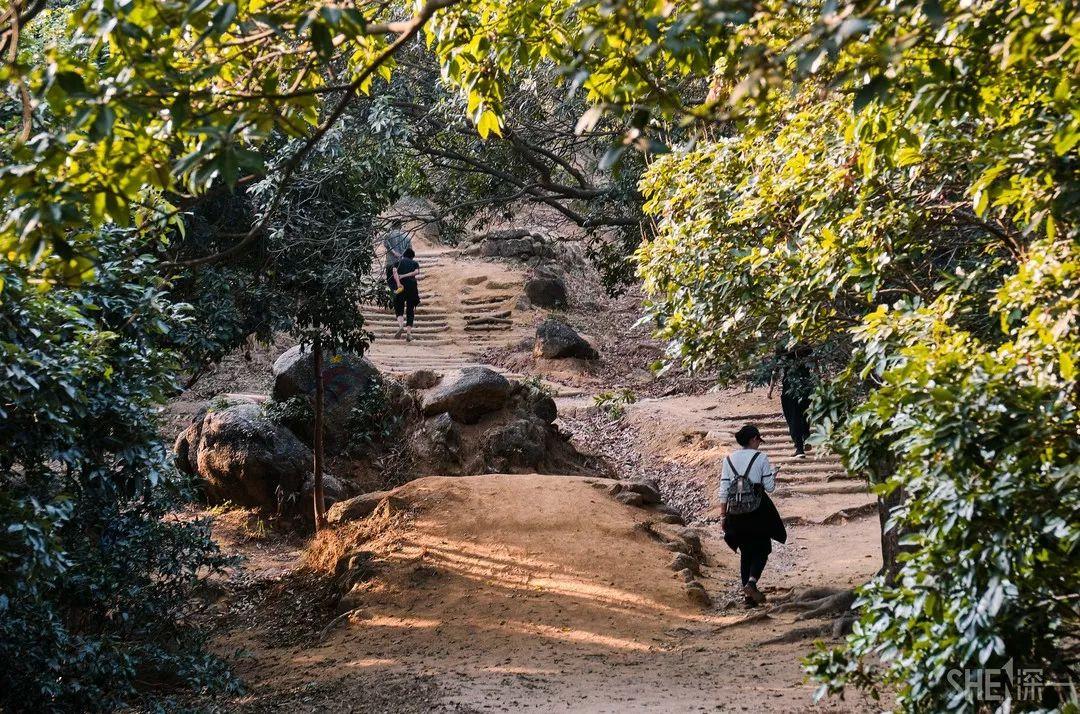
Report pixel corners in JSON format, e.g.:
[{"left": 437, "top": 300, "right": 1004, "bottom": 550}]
[
  {"left": 312, "top": 333, "right": 327, "bottom": 530},
  {"left": 870, "top": 451, "right": 908, "bottom": 583}
]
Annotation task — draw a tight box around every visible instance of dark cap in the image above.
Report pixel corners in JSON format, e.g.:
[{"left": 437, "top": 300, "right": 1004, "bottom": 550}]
[{"left": 734, "top": 424, "right": 763, "bottom": 447}]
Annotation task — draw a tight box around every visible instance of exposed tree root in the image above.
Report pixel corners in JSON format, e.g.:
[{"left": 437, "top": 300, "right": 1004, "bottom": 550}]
[
  {"left": 770, "top": 586, "right": 856, "bottom": 621},
  {"left": 820, "top": 502, "right": 879, "bottom": 524},
  {"left": 710, "top": 611, "right": 771, "bottom": 632}
]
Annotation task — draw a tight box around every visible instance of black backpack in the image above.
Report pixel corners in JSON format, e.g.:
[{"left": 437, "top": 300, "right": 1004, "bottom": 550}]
[{"left": 725, "top": 451, "right": 763, "bottom": 515}]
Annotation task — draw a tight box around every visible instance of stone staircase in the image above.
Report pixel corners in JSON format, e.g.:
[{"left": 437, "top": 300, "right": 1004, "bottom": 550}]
[
  {"left": 363, "top": 250, "right": 522, "bottom": 354},
  {"left": 706, "top": 415, "right": 858, "bottom": 489},
  {"left": 359, "top": 246, "right": 571, "bottom": 390}
]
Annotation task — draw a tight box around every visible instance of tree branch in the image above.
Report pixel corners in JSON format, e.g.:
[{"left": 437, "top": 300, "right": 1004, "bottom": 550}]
[{"left": 164, "top": 0, "right": 461, "bottom": 269}]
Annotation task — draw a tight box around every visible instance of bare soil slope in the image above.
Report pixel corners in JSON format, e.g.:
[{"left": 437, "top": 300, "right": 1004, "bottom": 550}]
[{"left": 208, "top": 474, "right": 879, "bottom": 712}]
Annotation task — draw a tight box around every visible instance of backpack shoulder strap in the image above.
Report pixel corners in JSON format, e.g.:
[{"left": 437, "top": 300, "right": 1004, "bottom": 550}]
[{"left": 738, "top": 451, "right": 761, "bottom": 479}]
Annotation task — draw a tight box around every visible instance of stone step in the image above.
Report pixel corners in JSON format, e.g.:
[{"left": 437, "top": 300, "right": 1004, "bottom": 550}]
[
  {"left": 369, "top": 336, "right": 454, "bottom": 346},
  {"left": 774, "top": 462, "right": 845, "bottom": 475},
  {"left": 769, "top": 453, "right": 841, "bottom": 466},
  {"left": 464, "top": 315, "right": 514, "bottom": 326},
  {"left": 461, "top": 294, "right": 515, "bottom": 306},
  {"left": 367, "top": 320, "right": 451, "bottom": 330},
  {"left": 775, "top": 481, "right": 869, "bottom": 497},
  {"left": 464, "top": 309, "right": 512, "bottom": 320},
  {"left": 711, "top": 412, "right": 789, "bottom": 424},
  {"left": 370, "top": 334, "right": 454, "bottom": 343},
  {"left": 366, "top": 357, "right": 485, "bottom": 365},
  {"left": 364, "top": 313, "right": 450, "bottom": 323},
  {"left": 369, "top": 326, "right": 450, "bottom": 335},
  {"left": 365, "top": 310, "right": 451, "bottom": 318},
  {"left": 465, "top": 324, "right": 513, "bottom": 332}
]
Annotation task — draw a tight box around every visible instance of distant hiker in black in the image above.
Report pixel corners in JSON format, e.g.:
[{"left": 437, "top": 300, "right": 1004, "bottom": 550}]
[
  {"left": 392, "top": 248, "right": 421, "bottom": 342},
  {"left": 771, "top": 345, "right": 814, "bottom": 457},
  {"left": 719, "top": 424, "right": 787, "bottom": 608}
]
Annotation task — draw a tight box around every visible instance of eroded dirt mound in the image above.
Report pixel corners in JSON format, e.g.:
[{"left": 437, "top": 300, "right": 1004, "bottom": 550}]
[{"left": 310, "top": 475, "right": 704, "bottom": 621}]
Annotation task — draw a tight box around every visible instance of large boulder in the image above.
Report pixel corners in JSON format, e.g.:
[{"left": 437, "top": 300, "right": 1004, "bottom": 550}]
[
  {"left": 482, "top": 418, "right": 550, "bottom": 472},
  {"left": 421, "top": 366, "right": 511, "bottom": 424},
  {"left": 460, "top": 228, "right": 553, "bottom": 260},
  {"left": 409, "top": 413, "right": 463, "bottom": 473},
  {"left": 270, "top": 345, "right": 382, "bottom": 453},
  {"left": 534, "top": 319, "right": 599, "bottom": 360},
  {"left": 406, "top": 377, "right": 609, "bottom": 477},
  {"left": 173, "top": 402, "right": 342, "bottom": 517},
  {"left": 524, "top": 267, "right": 568, "bottom": 309}
]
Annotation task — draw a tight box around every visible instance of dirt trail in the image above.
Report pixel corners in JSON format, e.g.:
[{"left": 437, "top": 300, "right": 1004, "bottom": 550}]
[{"left": 202, "top": 236, "right": 883, "bottom": 712}]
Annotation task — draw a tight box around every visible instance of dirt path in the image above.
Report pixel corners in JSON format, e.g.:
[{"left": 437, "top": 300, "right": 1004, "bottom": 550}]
[{"left": 198, "top": 238, "right": 883, "bottom": 712}]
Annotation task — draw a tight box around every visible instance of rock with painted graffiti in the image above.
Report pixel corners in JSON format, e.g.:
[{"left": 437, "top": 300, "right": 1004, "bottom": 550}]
[{"left": 270, "top": 344, "right": 383, "bottom": 454}]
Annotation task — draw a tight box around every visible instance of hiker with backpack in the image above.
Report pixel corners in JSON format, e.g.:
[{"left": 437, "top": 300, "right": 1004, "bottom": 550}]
[
  {"left": 769, "top": 345, "right": 815, "bottom": 457},
  {"left": 382, "top": 218, "right": 412, "bottom": 292},
  {"left": 718, "top": 424, "right": 787, "bottom": 608},
  {"left": 392, "top": 247, "right": 421, "bottom": 342}
]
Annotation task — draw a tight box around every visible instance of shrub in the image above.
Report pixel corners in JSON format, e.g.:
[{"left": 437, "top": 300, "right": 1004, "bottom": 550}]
[
  {"left": 0, "top": 236, "right": 239, "bottom": 710},
  {"left": 346, "top": 382, "right": 405, "bottom": 457},
  {"left": 594, "top": 388, "right": 637, "bottom": 420}
]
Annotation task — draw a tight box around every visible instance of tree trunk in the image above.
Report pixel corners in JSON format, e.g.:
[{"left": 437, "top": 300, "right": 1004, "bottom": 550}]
[
  {"left": 312, "top": 334, "right": 328, "bottom": 531},
  {"left": 877, "top": 485, "right": 908, "bottom": 583},
  {"left": 870, "top": 451, "right": 908, "bottom": 583}
]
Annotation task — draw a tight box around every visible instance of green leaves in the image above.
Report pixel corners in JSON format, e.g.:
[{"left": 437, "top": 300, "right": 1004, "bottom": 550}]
[
  {"left": 629, "top": 1, "right": 1078, "bottom": 709},
  {"left": 207, "top": 2, "right": 237, "bottom": 38},
  {"left": 0, "top": 233, "right": 236, "bottom": 708},
  {"left": 853, "top": 75, "right": 889, "bottom": 113}
]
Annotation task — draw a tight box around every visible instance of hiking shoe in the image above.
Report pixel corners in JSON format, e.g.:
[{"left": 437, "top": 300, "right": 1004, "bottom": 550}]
[
  {"left": 406, "top": 333, "right": 413, "bottom": 342},
  {"left": 743, "top": 582, "right": 766, "bottom": 605},
  {"left": 743, "top": 597, "right": 759, "bottom": 609},
  {"left": 793, "top": 450, "right": 806, "bottom": 458},
  {"left": 394, "top": 327, "right": 404, "bottom": 339}
]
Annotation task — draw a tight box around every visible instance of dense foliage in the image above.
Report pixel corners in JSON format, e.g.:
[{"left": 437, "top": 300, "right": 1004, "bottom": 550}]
[
  {"left": 373, "top": 55, "right": 649, "bottom": 289},
  {"left": 0, "top": 233, "right": 235, "bottom": 709},
  {"left": 621, "top": 0, "right": 1079, "bottom": 709}
]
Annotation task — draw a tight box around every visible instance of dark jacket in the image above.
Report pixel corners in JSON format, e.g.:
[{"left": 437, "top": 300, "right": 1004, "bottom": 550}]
[{"left": 723, "top": 493, "right": 787, "bottom": 552}]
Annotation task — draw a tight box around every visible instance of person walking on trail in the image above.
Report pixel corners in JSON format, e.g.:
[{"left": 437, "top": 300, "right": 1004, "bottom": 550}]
[
  {"left": 392, "top": 248, "right": 421, "bottom": 342},
  {"left": 771, "top": 345, "right": 815, "bottom": 458},
  {"left": 718, "top": 424, "right": 787, "bottom": 608},
  {"left": 382, "top": 218, "right": 412, "bottom": 292}
]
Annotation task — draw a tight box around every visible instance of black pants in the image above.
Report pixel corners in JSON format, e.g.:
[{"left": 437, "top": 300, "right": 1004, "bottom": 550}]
[
  {"left": 739, "top": 537, "right": 770, "bottom": 586},
  {"left": 393, "top": 292, "right": 415, "bottom": 326},
  {"left": 781, "top": 394, "right": 811, "bottom": 453}
]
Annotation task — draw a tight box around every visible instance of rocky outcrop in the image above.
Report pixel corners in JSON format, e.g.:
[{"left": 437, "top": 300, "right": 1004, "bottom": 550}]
[
  {"left": 326, "top": 489, "right": 401, "bottom": 525},
  {"left": 534, "top": 319, "right": 599, "bottom": 360},
  {"left": 403, "top": 369, "right": 441, "bottom": 390},
  {"left": 524, "top": 266, "right": 568, "bottom": 309},
  {"left": 409, "top": 413, "right": 463, "bottom": 473},
  {"left": 421, "top": 366, "right": 511, "bottom": 424},
  {"left": 596, "top": 477, "right": 712, "bottom": 609},
  {"left": 270, "top": 345, "right": 382, "bottom": 453},
  {"left": 481, "top": 418, "right": 549, "bottom": 472},
  {"left": 407, "top": 378, "right": 603, "bottom": 477},
  {"left": 174, "top": 401, "right": 344, "bottom": 518},
  {"left": 459, "top": 228, "right": 553, "bottom": 260}
]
